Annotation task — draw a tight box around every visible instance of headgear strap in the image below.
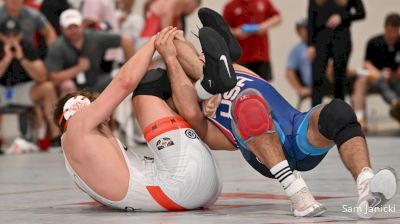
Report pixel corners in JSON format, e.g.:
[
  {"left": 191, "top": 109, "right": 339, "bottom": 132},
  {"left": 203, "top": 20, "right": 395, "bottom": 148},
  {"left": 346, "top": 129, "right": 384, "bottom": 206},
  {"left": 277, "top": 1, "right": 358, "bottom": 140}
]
[{"left": 58, "top": 95, "right": 91, "bottom": 128}]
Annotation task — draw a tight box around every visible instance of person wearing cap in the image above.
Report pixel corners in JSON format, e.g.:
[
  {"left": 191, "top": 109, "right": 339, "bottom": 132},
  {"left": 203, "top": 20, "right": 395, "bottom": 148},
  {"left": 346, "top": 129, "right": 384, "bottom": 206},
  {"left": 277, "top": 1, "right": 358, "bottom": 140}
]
[
  {"left": 0, "top": 0, "right": 56, "bottom": 46},
  {"left": 287, "top": 19, "right": 313, "bottom": 99},
  {"left": 0, "top": 17, "right": 60, "bottom": 145},
  {"left": 45, "top": 9, "right": 134, "bottom": 96}
]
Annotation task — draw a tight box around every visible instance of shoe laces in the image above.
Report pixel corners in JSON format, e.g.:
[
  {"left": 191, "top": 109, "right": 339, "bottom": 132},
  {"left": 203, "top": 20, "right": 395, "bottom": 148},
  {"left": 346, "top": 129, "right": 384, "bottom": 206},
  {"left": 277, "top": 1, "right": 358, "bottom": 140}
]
[{"left": 290, "top": 187, "right": 316, "bottom": 210}]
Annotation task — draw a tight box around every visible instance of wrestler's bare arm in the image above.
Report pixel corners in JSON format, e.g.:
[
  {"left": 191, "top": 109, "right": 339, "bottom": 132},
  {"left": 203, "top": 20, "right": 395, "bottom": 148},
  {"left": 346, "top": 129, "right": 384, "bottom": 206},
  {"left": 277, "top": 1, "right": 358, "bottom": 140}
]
[
  {"left": 156, "top": 35, "right": 235, "bottom": 151},
  {"left": 67, "top": 32, "right": 159, "bottom": 133}
]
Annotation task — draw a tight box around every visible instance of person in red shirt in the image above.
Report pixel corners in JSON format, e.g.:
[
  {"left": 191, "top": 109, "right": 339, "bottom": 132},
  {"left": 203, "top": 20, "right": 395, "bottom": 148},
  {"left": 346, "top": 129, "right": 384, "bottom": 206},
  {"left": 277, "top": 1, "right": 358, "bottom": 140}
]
[
  {"left": 223, "top": 0, "right": 281, "bottom": 81},
  {"left": 141, "top": 0, "right": 201, "bottom": 37},
  {"left": 24, "top": 0, "right": 40, "bottom": 10}
]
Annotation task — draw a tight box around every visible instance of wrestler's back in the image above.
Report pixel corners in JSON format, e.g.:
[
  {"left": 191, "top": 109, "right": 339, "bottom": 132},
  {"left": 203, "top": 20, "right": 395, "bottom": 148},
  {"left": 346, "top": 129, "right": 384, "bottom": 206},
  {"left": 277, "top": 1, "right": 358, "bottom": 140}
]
[
  {"left": 62, "top": 127, "right": 129, "bottom": 201},
  {"left": 209, "top": 64, "right": 300, "bottom": 145}
]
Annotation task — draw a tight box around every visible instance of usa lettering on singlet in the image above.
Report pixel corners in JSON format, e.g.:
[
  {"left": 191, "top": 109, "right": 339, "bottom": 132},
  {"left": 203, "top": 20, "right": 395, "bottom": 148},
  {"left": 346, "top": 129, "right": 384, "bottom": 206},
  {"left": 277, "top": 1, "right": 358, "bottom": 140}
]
[{"left": 208, "top": 71, "right": 297, "bottom": 148}]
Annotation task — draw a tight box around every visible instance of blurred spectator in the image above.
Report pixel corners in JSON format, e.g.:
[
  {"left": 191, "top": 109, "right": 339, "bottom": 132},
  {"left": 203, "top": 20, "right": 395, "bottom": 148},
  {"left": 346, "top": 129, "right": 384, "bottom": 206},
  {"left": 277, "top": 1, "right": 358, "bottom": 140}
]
[
  {"left": 24, "top": 0, "right": 40, "bottom": 10},
  {"left": 352, "top": 13, "right": 400, "bottom": 127},
  {"left": 223, "top": 0, "right": 281, "bottom": 81},
  {"left": 45, "top": 9, "right": 133, "bottom": 96},
  {"left": 81, "top": 0, "right": 122, "bottom": 73},
  {"left": 287, "top": 18, "right": 367, "bottom": 110},
  {"left": 0, "top": 0, "right": 56, "bottom": 46},
  {"left": 307, "top": 0, "right": 365, "bottom": 106},
  {"left": 0, "top": 18, "right": 60, "bottom": 144},
  {"left": 141, "top": 0, "right": 201, "bottom": 37},
  {"left": 81, "top": 0, "right": 119, "bottom": 31},
  {"left": 116, "top": 0, "right": 144, "bottom": 52},
  {"left": 40, "top": 0, "right": 71, "bottom": 35},
  {"left": 287, "top": 18, "right": 312, "bottom": 99},
  {"left": 67, "top": 0, "right": 83, "bottom": 10}
]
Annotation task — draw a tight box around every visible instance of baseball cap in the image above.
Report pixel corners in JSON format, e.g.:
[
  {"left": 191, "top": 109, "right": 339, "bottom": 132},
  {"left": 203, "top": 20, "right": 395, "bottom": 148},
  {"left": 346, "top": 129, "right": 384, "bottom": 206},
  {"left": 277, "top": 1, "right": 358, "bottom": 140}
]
[
  {"left": 296, "top": 18, "right": 308, "bottom": 29},
  {"left": 60, "top": 9, "right": 82, "bottom": 28},
  {"left": 0, "top": 18, "right": 21, "bottom": 35}
]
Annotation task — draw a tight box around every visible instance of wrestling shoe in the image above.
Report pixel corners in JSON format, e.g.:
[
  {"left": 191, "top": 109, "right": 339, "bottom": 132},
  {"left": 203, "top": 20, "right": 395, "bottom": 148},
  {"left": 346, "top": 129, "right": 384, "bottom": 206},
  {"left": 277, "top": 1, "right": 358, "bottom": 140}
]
[
  {"left": 287, "top": 172, "right": 327, "bottom": 217},
  {"left": 356, "top": 167, "right": 398, "bottom": 219},
  {"left": 198, "top": 7, "right": 242, "bottom": 61},
  {"left": 195, "top": 27, "right": 237, "bottom": 100}
]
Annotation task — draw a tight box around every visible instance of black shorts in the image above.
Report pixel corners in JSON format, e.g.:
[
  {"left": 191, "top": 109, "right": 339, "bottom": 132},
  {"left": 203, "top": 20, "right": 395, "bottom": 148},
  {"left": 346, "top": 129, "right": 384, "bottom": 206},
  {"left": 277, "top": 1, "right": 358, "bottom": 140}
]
[{"left": 132, "top": 70, "right": 172, "bottom": 100}]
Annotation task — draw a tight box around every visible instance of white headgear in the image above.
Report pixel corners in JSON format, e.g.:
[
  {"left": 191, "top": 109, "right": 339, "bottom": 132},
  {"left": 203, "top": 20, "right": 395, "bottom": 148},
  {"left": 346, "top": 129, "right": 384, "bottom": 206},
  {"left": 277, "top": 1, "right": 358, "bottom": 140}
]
[{"left": 59, "top": 95, "right": 91, "bottom": 126}]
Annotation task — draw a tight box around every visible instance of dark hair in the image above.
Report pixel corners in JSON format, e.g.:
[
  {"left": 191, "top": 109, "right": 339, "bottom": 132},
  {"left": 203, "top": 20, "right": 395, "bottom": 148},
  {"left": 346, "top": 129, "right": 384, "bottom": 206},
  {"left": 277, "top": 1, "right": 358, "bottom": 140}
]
[
  {"left": 53, "top": 90, "right": 97, "bottom": 133},
  {"left": 385, "top": 13, "right": 400, "bottom": 27}
]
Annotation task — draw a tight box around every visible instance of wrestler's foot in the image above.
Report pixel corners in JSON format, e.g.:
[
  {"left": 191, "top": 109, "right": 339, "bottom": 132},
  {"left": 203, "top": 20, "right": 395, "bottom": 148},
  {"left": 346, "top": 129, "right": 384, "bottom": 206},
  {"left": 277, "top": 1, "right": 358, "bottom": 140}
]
[
  {"left": 287, "top": 172, "right": 327, "bottom": 217},
  {"left": 195, "top": 27, "right": 237, "bottom": 100},
  {"left": 198, "top": 7, "right": 242, "bottom": 61},
  {"left": 357, "top": 167, "right": 398, "bottom": 219}
]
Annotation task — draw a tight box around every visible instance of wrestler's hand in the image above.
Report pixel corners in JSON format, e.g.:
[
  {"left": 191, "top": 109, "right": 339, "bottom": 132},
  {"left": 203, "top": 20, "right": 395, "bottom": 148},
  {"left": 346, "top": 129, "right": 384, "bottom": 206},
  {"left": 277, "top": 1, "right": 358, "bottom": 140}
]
[
  {"left": 155, "top": 26, "right": 178, "bottom": 60},
  {"left": 202, "top": 94, "right": 222, "bottom": 118}
]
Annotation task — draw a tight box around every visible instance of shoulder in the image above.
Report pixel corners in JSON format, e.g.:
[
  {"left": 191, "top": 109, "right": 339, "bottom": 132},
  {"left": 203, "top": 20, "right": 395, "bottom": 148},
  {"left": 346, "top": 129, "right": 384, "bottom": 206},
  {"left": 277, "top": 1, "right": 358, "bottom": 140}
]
[
  {"left": 21, "top": 6, "right": 42, "bottom": 19},
  {"left": 89, "top": 30, "right": 115, "bottom": 39},
  {"left": 49, "top": 37, "right": 68, "bottom": 51},
  {"left": 224, "top": 0, "right": 238, "bottom": 10},
  {"left": 368, "top": 34, "right": 384, "bottom": 45},
  {"left": 291, "top": 42, "right": 306, "bottom": 54}
]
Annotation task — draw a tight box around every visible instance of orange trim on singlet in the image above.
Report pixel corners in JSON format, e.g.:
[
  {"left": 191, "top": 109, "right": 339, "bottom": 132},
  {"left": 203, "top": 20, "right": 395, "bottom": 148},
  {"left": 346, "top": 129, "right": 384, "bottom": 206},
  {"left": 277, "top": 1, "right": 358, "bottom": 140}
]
[
  {"left": 143, "top": 116, "right": 191, "bottom": 142},
  {"left": 146, "top": 186, "right": 187, "bottom": 211}
]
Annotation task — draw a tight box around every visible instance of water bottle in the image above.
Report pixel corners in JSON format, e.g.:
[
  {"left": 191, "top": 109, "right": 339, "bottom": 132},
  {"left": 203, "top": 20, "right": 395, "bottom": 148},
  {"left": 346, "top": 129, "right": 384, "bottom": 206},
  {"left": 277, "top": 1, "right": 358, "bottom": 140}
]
[{"left": 6, "top": 87, "right": 13, "bottom": 102}]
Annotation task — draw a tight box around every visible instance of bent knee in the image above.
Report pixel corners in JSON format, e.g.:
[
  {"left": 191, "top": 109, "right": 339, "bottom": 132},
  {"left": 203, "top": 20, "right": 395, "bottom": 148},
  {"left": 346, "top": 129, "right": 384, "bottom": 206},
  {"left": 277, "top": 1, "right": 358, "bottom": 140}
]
[
  {"left": 40, "top": 81, "right": 56, "bottom": 93},
  {"left": 318, "top": 99, "right": 364, "bottom": 148},
  {"left": 59, "top": 80, "right": 77, "bottom": 96}
]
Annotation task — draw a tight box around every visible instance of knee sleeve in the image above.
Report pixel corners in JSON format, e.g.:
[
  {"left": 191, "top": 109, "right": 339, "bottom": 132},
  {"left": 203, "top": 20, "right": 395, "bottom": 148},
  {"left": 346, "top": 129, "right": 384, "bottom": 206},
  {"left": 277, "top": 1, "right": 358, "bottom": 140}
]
[
  {"left": 133, "top": 68, "right": 172, "bottom": 100},
  {"left": 232, "top": 89, "right": 274, "bottom": 141},
  {"left": 318, "top": 99, "right": 365, "bottom": 148}
]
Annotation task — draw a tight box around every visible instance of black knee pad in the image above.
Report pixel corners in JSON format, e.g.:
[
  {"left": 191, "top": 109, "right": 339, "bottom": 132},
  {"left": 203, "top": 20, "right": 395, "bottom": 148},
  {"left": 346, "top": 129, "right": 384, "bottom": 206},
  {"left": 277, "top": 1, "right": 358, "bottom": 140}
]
[
  {"left": 318, "top": 99, "right": 365, "bottom": 148},
  {"left": 132, "top": 68, "right": 172, "bottom": 100}
]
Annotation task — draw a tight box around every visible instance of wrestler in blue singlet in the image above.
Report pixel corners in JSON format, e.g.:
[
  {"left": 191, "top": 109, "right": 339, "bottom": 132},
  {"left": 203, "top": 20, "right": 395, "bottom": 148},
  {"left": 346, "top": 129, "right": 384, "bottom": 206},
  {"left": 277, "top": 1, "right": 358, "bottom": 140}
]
[{"left": 208, "top": 71, "right": 335, "bottom": 178}]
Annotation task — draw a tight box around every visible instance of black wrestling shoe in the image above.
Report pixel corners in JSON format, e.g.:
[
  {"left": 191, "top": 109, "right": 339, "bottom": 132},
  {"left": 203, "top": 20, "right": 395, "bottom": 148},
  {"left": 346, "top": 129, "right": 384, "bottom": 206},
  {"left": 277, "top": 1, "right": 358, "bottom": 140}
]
[
  {"left": 195, "top": 27, "right": 237, "bottom": 100},
  {"left": 198, "top": 7, "right": 242, "bottom": 61}
]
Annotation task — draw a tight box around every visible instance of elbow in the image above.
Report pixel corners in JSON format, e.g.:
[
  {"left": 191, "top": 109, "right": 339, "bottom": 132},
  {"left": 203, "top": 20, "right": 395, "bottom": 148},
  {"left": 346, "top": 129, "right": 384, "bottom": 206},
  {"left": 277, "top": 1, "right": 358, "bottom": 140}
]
[
  {"left": 180, "top": 106, "right": 203, "bottom": 124},
  {"left": 286, "top": 69, "right": 293, "bottom": 79},
  {"left": 38, "top": 69, "right": 49, "bottom": 83},
  {"left": 37, "top": 75, "right": 47, "bottom": 83},
  {"left": 275, "top": 15, "right": 283, "bottom": 25},
  {"left": 116, "top": 67, "right": 137, "bottom": 91},
  {"left": 49, "top": 73, "right": 61, "bottom": 86}
]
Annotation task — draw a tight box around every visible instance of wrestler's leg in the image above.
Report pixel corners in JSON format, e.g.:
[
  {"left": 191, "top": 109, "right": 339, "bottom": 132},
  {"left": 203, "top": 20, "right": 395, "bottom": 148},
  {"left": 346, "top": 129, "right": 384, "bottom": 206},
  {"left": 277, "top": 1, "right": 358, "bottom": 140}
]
[
  {"left": 231, "top": 90, "right": 326, "bottom": 217},
  {"left": 173, "top": 38, "right": 204, "bottom": 80},
  {"left": 307, "top": 99, "right": 398, "bottom": 218},
  {"left": 132, "top": 93, "right": 222, "bottom": 210},
  {"left": 306, "top": 105, "right": 370, "bottom": 179}
]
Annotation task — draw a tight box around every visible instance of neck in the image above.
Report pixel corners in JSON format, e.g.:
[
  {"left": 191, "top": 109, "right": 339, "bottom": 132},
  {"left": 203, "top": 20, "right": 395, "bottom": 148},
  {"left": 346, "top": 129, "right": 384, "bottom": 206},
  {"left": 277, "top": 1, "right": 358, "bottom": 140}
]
[
  {"left": 71, "top": 36, "right": 84, "bottom": 49},
  {"left": 384, "top": 34, "right": 398, "bottom": 46}
]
